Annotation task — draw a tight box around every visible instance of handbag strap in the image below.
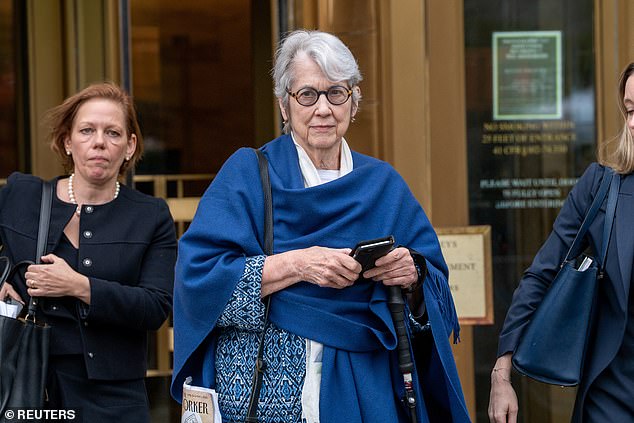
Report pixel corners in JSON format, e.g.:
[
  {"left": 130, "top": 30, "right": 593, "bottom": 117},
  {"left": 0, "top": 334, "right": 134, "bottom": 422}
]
[
  {"left": 598, "top": 172, "right": 619, "bottom": 272},
  {"left": 26, "top": 180, "right": 53, "bottom": 320},
  {"left": 0, "top": 256, "right": 9, "bottom": 285},
  {"left": 246, "top": 149, "right": 273, "bottom": 422},
  {"left": 256, "top": 149, "right": 274, "bottom": 255},
  {"left": 563, "top": 167, "right": 613, "bottom": 264}
]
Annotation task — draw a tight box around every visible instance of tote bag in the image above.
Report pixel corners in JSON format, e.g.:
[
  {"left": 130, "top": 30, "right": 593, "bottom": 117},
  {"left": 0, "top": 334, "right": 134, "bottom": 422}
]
[{"left": 512, "top": 169, "right": 618, "bottom": 386}]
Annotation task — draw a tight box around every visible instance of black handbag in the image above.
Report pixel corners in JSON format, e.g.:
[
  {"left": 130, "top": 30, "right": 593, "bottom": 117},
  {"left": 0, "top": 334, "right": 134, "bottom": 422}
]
[
  {"left": 0, "top": 181, "right": 52, "bottom": 419},
  {"left": 512, "top": 168, "right": 618, "bottom": 386}
]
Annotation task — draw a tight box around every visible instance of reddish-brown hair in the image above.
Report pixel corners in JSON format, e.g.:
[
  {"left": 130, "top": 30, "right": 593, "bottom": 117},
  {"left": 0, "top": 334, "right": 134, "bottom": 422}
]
[{"left": 44, "top": 82, "right": 143, "bottom": 176}]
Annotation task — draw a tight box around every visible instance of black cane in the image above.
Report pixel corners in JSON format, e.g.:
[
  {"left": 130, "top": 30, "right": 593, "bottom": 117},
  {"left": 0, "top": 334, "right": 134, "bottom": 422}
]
[{"left": 387, "top": 285, "right": 418, "bottom": 423}]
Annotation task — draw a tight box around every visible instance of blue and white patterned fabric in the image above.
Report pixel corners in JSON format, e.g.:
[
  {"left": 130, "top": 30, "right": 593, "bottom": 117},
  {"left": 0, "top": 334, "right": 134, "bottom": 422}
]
[
  {"left": 214, "top": 256, "right": 432, "bottom": 423},
  {"left": 215, "top": 255, "right": 305, "bottom": 422}
]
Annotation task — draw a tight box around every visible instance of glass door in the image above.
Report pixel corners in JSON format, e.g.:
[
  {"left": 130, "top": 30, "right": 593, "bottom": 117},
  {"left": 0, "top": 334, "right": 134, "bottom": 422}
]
[
  {"left": 129, "top": 1, "right": 275, "bottom": 419},
  {"left": 464, "top": 1, "right": 595, "bottom": 421}
]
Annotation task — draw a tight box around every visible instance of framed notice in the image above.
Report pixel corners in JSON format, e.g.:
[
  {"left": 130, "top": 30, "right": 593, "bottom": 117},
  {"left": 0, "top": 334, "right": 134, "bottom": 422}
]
[
  {"left": 492, "top": 31, "right": 562, "bottom": 120},
  {"left": 437, "top": 226, "right": 493, "bottom": 325}
]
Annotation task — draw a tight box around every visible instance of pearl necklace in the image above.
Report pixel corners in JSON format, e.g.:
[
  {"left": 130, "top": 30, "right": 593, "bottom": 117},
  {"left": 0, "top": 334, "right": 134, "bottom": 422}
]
[{"left": 68, "top": 173, "right": 120, "bottom": 216}]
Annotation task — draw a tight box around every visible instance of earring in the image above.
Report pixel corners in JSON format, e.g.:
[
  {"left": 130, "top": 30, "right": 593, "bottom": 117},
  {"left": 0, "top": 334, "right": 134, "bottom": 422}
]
[
  {"left": 125, "top": 156, "right": 130, "bottom": 161},
  {"left": 351, "top": 117, "right": 356, "bottom": 123},
  {"left": 66, "top": 150, "right": 71, "bottom": 155}
]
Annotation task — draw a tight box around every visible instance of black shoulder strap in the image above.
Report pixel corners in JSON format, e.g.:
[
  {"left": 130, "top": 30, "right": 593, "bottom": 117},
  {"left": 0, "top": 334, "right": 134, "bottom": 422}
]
[
  {"left": 0, "top": 256, "right": 9, "bottom": 285},
  {"left": 598, "top": 172, "right": 619, "bottom": 271},
  {"left": 246, "top": 149, "right": 273, "bottom": 422},
  {"left": 255, "top": 149, "right": 273, "bottom": 255},
  {"left": 563, "top": 167, "right": 613, "bottom": 263},
  {"left": 36, "top": 181, "right": 53, "bottom": 264},
  {"left": 27, "top": 180, "right": 52, "bottom": 319}
]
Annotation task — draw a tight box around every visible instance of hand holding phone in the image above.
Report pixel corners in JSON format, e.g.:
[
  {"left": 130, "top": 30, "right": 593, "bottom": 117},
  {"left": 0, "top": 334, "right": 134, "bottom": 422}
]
[{"left": 350, "top": 235, "right": 395, "bottom": 273}]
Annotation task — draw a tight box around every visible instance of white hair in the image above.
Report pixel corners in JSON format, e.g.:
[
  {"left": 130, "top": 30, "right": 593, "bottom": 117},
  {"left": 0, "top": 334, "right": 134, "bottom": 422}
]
[{"left": 272, "top": 30, "right": 362, "bottom": 132}]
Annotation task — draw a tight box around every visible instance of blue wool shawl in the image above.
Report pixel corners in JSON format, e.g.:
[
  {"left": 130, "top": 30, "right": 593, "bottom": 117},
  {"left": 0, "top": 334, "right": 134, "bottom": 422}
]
[{"left": 171, "top": 135, "right": 470, "bottom": 422}]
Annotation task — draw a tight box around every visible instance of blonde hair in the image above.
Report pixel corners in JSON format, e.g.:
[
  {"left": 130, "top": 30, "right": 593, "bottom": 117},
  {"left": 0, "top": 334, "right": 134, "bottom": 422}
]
[
  {"left": 44, "top": 82, "right": 143, "bottom": 176},
  {"left": 598, "top": 62, "right": 634, "bottom": 173}
]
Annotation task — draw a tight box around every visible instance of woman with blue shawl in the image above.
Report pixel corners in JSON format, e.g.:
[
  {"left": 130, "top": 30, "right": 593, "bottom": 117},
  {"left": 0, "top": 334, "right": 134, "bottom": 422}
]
[{"left": 171, "top": 30, "right": 470, "bottom": 423}]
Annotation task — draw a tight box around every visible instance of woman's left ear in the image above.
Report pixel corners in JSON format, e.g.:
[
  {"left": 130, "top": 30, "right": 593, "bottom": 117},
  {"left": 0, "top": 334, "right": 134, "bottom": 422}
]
[
  {"left": 126, "top": 134, "right": 137, "bottom": 161},
  {"left": 351, "top": 86, "right": 361, "bottom": 117}
]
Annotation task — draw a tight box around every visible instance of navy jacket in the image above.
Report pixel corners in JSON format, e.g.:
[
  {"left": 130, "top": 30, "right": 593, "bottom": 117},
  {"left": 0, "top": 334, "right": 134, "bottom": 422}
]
[
  {"left": 498, "top": 163, "right": 633, "bottom": 420},
  {"left": 0, "top": 173, "right": 177, "bottom": 380}
]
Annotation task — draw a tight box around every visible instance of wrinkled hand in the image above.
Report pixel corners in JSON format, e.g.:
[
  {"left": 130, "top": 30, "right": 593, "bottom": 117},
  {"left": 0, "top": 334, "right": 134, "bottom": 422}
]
[
  {"left": 0, "top": 282, "right": 24, "bottom": 304},
  {"left": 488, "top": 355, "right": 518, "bottom": 423},
  {"left": 24, "top": 254, "right": 90, "bottom": 301},
  {"left": 362, "top": 247, "right": 418, "bottom": 290},
  {"left": 295, "top": 247, "right": 361, "bottom": 289}
]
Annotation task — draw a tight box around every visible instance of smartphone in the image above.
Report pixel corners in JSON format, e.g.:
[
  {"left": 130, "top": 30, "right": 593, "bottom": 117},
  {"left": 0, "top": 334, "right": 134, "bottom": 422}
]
[{"left": 350, "top": 235, "right": 395, "bottom": 272}]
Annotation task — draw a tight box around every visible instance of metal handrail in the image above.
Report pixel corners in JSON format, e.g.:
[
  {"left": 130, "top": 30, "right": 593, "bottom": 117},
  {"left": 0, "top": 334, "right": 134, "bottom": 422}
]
[{"left": 133, "top": 173, "right": 215, "bottom": 198}]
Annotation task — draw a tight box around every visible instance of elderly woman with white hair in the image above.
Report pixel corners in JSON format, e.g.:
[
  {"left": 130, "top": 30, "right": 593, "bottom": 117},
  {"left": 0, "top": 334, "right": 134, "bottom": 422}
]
[{"left": 171, "top": 30, "right": 470, "bottom": 423}]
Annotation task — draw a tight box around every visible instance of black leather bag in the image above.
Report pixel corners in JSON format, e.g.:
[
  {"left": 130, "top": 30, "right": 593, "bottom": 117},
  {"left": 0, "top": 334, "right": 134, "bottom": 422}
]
[
  {"left": 512, "top": 169, "right": 618, "bottom": 386},
  {"left": 0, "top": 181, "right": 52, "bottom": 419}
]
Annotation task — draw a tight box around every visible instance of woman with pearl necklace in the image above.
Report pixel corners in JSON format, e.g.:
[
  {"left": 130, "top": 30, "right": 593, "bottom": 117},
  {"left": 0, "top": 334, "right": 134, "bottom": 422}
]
[{"left": 0, "top": 82, "right": 177, "bottom": 422}]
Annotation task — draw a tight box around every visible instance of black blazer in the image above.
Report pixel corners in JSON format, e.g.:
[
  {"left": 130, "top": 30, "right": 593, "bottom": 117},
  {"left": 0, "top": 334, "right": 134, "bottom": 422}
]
[
  {"left": 498, "top": 163, "right": 633, "bottom": 420},
  {"left": 0, "top": 173, "right": 177, "bottom": 380}
]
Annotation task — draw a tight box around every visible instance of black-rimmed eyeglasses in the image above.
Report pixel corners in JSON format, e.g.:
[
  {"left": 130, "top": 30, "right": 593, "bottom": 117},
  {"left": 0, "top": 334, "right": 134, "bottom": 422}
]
[{"left": 287, "top": 85, "right": 352, "bottom": 107}]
